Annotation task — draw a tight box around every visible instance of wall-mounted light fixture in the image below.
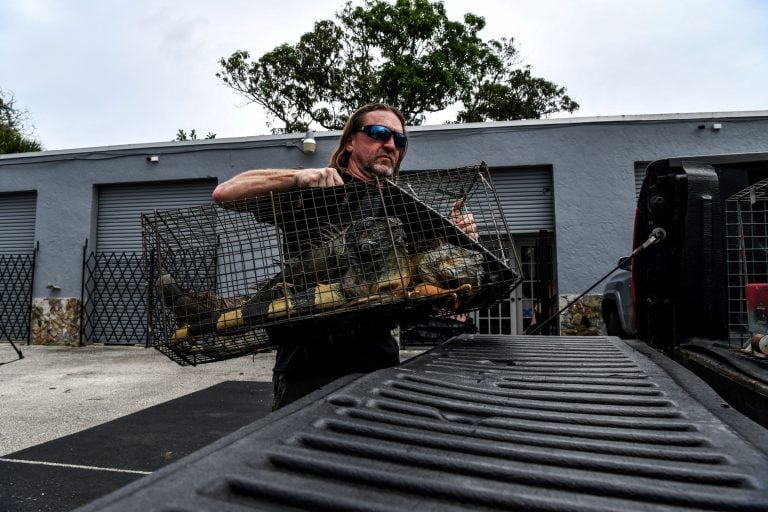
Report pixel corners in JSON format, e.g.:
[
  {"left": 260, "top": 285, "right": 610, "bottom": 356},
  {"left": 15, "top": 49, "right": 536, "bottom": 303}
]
[
  {"left": 146, "top": 155, "right": 160, "bottom": 163},
  {"left": 286, "top": 131, "right": 317, "bottom": 154},
  {"left": 697, "top": 123, "right": 723, "bottom": 131},
  {"left": 302, "top": 131, "right": 317, "bottom": 154}
]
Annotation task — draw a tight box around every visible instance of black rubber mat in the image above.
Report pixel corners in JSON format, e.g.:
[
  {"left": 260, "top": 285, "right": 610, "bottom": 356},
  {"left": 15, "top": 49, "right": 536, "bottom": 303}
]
[
  {"left": 75, "top": 335, "right": 768, "bottom": 511},
  {"left": 0, "top": 380, "right": 272, "bottom": 512}
]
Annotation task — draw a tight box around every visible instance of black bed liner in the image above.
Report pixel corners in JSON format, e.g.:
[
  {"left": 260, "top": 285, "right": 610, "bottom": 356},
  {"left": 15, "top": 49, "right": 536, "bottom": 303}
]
[
  {"left": 77, "top": 335, "right": 768, "bottom": 511},
  {"left": 676, "top": 338, "right": 768, "bottom": 428}
]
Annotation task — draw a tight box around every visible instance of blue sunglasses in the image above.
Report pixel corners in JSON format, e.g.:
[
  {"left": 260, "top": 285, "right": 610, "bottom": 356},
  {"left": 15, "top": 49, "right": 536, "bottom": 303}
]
[{"left": 356, "top": 124, "right": 408, "bottom": 149}]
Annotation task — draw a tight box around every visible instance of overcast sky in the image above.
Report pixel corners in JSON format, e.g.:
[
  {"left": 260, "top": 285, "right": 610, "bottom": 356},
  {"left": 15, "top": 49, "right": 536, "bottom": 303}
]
[{"left": 1, "top": 0, "right": 766, "bottom": 151}]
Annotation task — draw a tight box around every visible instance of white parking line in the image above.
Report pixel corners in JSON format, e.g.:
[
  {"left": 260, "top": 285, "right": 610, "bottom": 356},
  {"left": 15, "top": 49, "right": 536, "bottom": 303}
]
[{"left": 0, "top": 457, "right": 152, "bottom": 475}]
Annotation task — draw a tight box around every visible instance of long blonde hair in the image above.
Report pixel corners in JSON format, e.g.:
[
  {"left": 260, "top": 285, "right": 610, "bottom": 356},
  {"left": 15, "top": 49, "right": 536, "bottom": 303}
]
[{"left": 329, "top": 103, "right": 408, "bottom": 181}]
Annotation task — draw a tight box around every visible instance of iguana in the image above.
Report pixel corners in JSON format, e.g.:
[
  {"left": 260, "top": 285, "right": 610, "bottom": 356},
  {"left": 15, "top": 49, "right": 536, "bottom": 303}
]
[
  {"left": 159, "top": 217, "right": 413, "bottom": 342},
  {"left": 157, "top": 217, "right": 487, "bottom": 345}
]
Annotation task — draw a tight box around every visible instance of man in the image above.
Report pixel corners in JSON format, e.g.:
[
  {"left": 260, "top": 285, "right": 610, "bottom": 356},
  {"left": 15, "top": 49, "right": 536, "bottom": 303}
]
[
  {"left": 212, "top": 103, "right": 407, "bottom": 200},
  {"left": 213, "top": 102, "right": 475, "bottom": 409}
]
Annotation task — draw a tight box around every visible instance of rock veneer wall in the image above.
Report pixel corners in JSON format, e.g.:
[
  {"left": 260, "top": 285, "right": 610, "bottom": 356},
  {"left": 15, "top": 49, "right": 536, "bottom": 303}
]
[
  {"left": 31, "top": 297, "right": 81, "bottom": 346},
  {"left": 558, "top": 294, "right": 605, "bottom": 336}
]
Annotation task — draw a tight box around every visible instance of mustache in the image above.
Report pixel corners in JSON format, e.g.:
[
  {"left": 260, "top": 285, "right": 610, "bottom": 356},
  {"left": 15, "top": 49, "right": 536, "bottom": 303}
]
[{"left": 377, "top": 149, "right": 396, "bottom": 161}]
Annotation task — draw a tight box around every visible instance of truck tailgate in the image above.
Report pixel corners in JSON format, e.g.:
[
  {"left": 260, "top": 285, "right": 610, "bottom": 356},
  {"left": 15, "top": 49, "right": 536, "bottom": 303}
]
[{"left": 77, "top": 335, "right": 768, "bottom": 511}]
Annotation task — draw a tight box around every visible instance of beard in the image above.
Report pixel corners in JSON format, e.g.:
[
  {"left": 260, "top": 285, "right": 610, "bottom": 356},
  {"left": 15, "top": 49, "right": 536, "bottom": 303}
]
[{"left": 363, "top": 154, "right": 395, "bottom": 178}]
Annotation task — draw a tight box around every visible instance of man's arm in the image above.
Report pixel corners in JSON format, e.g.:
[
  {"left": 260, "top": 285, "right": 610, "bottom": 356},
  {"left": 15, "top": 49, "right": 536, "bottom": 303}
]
[{"left": 212, "top": 168, "right": 344, "bottom": 205}]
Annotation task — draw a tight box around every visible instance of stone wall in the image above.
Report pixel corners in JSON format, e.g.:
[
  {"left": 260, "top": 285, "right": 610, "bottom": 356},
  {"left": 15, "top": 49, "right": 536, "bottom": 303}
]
[
  {"left": 558, "top": 294, "right": 605, "bottom": 336},
  {"left": 31, "top": 297, "right": 81, "bottom": 346}
]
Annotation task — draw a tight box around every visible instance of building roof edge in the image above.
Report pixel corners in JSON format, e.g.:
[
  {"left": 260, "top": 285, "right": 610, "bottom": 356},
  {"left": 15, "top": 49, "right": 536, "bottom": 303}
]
[{"left": 2, "top": 110, "right": 768, "bottom": 162}]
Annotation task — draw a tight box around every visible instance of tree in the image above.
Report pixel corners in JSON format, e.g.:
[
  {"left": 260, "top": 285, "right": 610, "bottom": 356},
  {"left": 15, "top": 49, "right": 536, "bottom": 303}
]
[
  {"left": 456, "top": 38, "right": 579, "bottom": 123},
  {"left": 0, "top": 89, "right": 42, "bottom": 154},
  {"left": 217, "top": 0, "right": 578, "bottom": 133},
  {"left": 174, "top": 129, "right": 216, "bottom": 141}
]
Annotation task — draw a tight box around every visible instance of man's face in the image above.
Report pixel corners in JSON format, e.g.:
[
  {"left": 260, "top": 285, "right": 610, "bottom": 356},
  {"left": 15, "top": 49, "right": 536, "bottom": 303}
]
[{"left": 345, "top": 110, "right": 404, "bottom": 180}]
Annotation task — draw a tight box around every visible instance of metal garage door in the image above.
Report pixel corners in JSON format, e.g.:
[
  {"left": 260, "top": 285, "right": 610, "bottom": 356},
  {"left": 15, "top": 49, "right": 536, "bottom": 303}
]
[
  {"left": 97, "top": 181, "right": 216, "bottom": 252},
  {"left": 490, "top": 166, "right": 554, "bottom": 233},
  {"left": 0, "top": 191, "right": 36, "bottom": 253},
  {"left": 0, "top": 192, "right": 37, "bottom": 342},
  {"left": 82, "top": 180, "right": 216, "bottom": 344}
]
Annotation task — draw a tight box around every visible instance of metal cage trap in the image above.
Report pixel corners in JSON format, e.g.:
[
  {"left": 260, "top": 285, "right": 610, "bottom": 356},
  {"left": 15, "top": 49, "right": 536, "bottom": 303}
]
[
  {"left": 142, "top": 163, "right": 522, "bottom": 365},
  {"left": 726, "top": 177, "right": 768, "bottom": 359}
]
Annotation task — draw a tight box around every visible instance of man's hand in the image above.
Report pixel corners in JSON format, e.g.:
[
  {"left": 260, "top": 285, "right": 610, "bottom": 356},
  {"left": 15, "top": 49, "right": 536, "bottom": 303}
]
[
  {"left": 296, "top": 168, "right": 344, "bottom": 188},
  {"left": 450, "top": 198, "right": 478, "bottom": 241}
]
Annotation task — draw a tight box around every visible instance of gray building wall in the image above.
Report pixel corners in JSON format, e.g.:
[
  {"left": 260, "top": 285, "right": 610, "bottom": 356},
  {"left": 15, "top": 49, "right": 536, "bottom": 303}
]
[{"left": 2, "top": 111, "right": 767, "bottom": 326}]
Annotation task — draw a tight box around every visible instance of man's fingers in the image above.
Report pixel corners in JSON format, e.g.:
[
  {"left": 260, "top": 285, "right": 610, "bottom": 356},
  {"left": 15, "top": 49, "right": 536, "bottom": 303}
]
[
  {"left": 451, "top": 198, "right": 466, "bottom": 215},
  {"left": 329, "top": 169, "right": 344, "bottom": 186},
  {"left": 299, "top": 168, "right": 343, "bottom": 188},
  {"left": 456, "top": 216, "right": 478, "bottom": 233},
  {"left": 449, "top": 204, "right": 479, "bottom": 241},
  {"left": 321, "top": 167, "right": 343, "bottom": 187}
]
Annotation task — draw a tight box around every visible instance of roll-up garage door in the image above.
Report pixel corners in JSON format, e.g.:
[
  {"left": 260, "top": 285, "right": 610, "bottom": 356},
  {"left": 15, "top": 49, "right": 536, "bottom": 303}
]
[
  {"left": 96, "top": 180, "right": 216, "bottom": 252},
  {"left": 0, "top": 192, "right": 37, "bottom": 342},
  {"left": 490, "top": 166, "right": 554, "bottom": 234},
  {"left": 0, "top": 191, "right": 37, "bottom": 253}
]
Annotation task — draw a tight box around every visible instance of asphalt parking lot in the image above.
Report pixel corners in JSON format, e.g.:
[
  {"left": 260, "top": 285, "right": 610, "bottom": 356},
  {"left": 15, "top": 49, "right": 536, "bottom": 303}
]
[
  {"left": 0, "top": 343, "right": 276, "bottom": 456},
  {"left": 0, "top": 343, "right": 276, "bottom": 511}
]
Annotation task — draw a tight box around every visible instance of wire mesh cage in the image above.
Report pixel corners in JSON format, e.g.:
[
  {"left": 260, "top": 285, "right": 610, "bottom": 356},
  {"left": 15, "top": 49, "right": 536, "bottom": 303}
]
[
  {"left": 143, "top": 163, "right": 522, "bottom": 365},
  {"left": 726, "top": 177, "right": 768, "bottom": 359}
]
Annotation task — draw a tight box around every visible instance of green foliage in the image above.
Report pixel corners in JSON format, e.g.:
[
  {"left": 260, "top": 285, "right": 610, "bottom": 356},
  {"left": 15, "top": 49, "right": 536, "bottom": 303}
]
[
  {"left": 0, "top": 88, "right": 42, "bottom": 154},
  {"left": 217, "top": 0, "right": 578, "bottom": 133},
  {"left": 457, "top": 39, "right": 579, "bottom": 123},
  {"left": 0, "top": 124, "right": 42, "bottom": 154},
  {"left": 175, "top": 129, "right": 217, "bottom": 141}
]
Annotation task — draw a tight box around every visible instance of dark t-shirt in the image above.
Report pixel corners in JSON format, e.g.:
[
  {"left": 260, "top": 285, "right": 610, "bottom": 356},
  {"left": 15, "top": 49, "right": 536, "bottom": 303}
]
[{"left": 255, "top": 173, "right": 400, "bottom": 377}]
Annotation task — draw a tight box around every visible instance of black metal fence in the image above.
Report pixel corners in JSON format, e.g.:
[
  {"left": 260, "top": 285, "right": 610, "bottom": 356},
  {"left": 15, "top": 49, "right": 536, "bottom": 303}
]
[
  {"left": 0, "top": 252, "right": 35, "bottom": 343},
  {"left": 81, "top": 251, "right": 148, "bottom": 345}
]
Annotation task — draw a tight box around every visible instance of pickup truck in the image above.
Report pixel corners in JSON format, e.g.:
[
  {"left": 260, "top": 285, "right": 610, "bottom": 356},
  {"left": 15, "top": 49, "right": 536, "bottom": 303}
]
[{"left": 633, "top": 152, "right": 768, "bottom": 428}]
